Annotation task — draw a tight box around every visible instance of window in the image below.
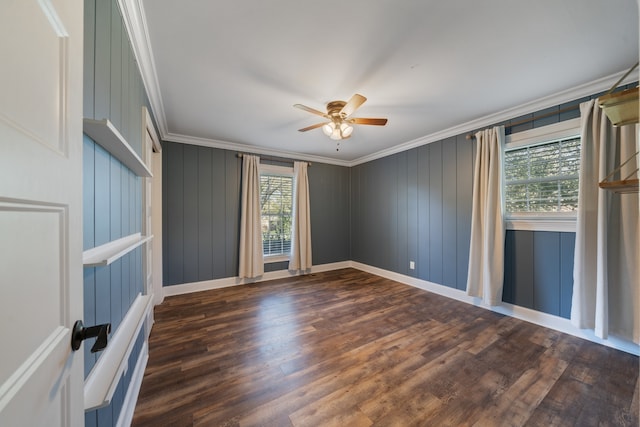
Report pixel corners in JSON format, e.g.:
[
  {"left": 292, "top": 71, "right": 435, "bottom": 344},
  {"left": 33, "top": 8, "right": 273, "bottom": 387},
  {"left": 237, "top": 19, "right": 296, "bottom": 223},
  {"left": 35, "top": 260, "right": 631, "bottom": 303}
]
[
  {"left": 503, "top": 118, "right": 581, "bottom": 232},
  {"left": 260, "top": 165, "right": 293, "bottom": 260}
]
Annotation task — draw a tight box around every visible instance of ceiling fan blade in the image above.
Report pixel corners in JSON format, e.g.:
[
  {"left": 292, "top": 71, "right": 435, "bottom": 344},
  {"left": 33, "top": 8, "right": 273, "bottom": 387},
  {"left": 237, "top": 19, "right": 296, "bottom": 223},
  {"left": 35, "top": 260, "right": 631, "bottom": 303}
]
[
  {"left": 294, "top": 104, "right": 328, "bottom": 118},
  {"left": 340, "top": 94, "right": 367, "bottom": 117},
  {"left": 350, "top": 117, "right": 388, "bottom": 126},
  {"left": 298, "top": 122, "right": 328, "bottom": 132}
]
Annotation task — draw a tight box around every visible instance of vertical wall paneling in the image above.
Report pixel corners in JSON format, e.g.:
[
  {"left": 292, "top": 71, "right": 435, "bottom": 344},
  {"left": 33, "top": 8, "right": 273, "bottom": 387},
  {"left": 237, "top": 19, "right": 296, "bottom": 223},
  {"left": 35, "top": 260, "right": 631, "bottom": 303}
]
[
  {"left": 93, "top": 0, "right": 110, "bottom": 120},
  {"left": 442, "top": 138, "right": 458, "bottom": 288},
  {"left": 164, "top": 142, "right": 184, "bottom": 285},
  {"left": 162, "top": 143, "right": 352, "bottom": 286},
  {"left": 308, "top": 163, "right": 351, "bottom": 265},
  {"left": 502, "top": 230, "right": 515, "bottom": 304},
  {"left": 381, "top": 155, "right": 397, "bottom": 272},
  {"left": 211, "top": 149, "right": 226, "bottom": 278},
  {"left": 560, "top": 98, "right": 586, "bottom": 122},
  {"left": 83, "top": 136, "right": 96, "bottom": 251},
  {"left": 85, "top": 407, "right": 97, "bottom": 427},
  {"left": 417, "top": 144, "right": 430, "bottom": 280},
  {"left": 224, "top": 151, "right": 240, "bottom": 277},
  {"left": 428, "top": 141, "right": 443, "bottom": 284},
  {"left": 533, "top": 105, "right": 559, "bottom": 128},
  {"left": 533, "top": 232, "right": 561, "bottom": 315},
  {"left": 110, "top": 159, "right": 122, "bottom": 331},
  {"left": 507, "top": 113, "right": 533, "bottom": 135},
  {"left": 83, "top": 0, "right": 150, "bottom": 423},
  {"left": 455, "top": 134, "right": 473, "bottom": 290},
  {"left": 350, "top": 165, "right": 362, "bottom": 261},
  {"left": 96, "top": 404, "right": 112, "bottom": 427},
  {"left": 198, "top": 147, "right": 214, "bottom": 280},
  {"left": 406, "top": 148, "right": 418, "bottom": 278},
  {"left": 83, "top": 136, "right": 97, "bottom": 376},
  {"left": 120, "top": 166, "right": 131, "bottom": 314},
  {"left": 83, "top": 0, "right": 95, "bottom": 119},
  {"left": 513, "top": 231, "right": 534, "bottom": 309},
  {"left": 109, "top": 1, "right": 122, "bottom": 130},
  {"left": 396, "top": 152, "right": 408, "bottom": 275},
  {"left": 182, "top": 145, "right": 199, "bottom": 284},
  {"left": 559, "top": 232, "right": 576, "bottom": 319},
  {"left": 120, "top": 33, "right": 130, "bottom": 147},
  {"left": 94, "top": 145, "right": 111, "bottom": 246}
]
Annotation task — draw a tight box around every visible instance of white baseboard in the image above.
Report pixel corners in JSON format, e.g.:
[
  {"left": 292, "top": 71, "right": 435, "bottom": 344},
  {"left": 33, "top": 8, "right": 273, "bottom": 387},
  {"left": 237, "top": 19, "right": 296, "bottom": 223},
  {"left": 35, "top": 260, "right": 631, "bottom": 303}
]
[
  {"left": 116, "top": 341, "right": 149, "bottom": 427},
  {"left": 160, "top": 260, "right": 639, "bottom": 356},
  {"left": 350, "top": 261, "right": 640, "bottom": 356},
  {"left": 162, "top": 261, "right": 352, "bottom": 297}
]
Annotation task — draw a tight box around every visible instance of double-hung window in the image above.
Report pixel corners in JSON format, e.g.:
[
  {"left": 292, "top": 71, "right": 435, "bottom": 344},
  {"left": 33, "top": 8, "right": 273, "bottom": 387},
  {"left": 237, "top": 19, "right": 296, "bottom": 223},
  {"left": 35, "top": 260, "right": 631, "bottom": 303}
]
[
  {"left": 259, "top": 164, "right": 294, "bottom": 261},
  {"left": 503, "top": 117, "right": 581, "bottom": 232}
]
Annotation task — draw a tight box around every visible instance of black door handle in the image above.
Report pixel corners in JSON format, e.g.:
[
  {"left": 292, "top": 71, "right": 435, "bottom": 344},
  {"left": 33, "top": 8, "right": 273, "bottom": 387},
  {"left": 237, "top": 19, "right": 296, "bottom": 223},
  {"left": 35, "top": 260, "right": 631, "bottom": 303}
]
[{"left": 71, "top": 320, "right": 111, "bottom": 353}]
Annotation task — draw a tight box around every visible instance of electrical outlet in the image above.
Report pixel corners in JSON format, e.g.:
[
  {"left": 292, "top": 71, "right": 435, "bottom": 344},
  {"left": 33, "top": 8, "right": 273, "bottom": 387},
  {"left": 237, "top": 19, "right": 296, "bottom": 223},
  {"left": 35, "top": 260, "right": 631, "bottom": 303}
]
[{"left": 409, "top": 261, "right": 415, "bottom": 270}]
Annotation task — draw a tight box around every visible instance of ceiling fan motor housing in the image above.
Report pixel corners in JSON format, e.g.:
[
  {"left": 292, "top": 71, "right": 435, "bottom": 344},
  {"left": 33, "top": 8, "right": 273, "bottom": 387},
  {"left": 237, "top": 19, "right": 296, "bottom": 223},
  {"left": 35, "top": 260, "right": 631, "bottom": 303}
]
[{"left": 326, "top": 100, "right": 347, "bottom": 120}]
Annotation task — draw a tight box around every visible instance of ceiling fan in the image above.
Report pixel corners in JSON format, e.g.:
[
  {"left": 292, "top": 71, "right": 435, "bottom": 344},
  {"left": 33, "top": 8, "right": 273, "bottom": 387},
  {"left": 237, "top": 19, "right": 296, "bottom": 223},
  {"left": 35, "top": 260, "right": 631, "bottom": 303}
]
[{"left": 294, "top": 94, "right": 387, "bottom": 145}]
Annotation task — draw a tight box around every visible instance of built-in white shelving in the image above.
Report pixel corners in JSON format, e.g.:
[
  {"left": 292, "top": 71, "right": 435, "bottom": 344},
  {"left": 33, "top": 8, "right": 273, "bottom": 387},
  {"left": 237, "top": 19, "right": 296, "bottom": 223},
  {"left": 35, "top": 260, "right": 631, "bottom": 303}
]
[
  {"left": 84, "top": 293, "right": 153, "bottom": 411},
  {"left": 83, "top": 233, "right": 153, "bottom": 267},
  {"left": 83, "top": 118, "right": 152, "bottom": 177}
]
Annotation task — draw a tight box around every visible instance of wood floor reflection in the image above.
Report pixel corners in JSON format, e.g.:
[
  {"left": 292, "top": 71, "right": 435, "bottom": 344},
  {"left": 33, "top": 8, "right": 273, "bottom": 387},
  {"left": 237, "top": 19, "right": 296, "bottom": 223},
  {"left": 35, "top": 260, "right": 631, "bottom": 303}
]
[{"left": 132, "top": 268, "right": 639, "bottom": 426}]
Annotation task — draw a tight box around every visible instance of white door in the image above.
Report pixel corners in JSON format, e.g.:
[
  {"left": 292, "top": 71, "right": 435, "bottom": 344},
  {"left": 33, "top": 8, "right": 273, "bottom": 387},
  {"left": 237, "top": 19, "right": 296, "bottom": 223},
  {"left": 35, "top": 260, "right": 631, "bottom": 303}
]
[
  {"left": 0, "top": 0, "right": 84, "bottom": 426},
  {"left": 143, "top": 128, "right": 153, "bottom": 298}
]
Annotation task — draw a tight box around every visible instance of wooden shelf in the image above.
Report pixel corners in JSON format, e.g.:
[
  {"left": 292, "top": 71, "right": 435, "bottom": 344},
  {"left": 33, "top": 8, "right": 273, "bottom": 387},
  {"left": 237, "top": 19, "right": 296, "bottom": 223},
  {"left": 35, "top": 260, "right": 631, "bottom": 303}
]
[
  {"left": 599, "top": 87, "right": 639, "bottom": 127},
  {"left": 83, "top": 118, "right": 152, "bottom": 177},
  {"left": 84, "top": 293, "right": 153, "bottom": 411},
  {"left": 83, "top": 233, "right": 153, "bottom": 267},
  {"left": 599, "top": 178, "right": 639, "bottom": 194}
]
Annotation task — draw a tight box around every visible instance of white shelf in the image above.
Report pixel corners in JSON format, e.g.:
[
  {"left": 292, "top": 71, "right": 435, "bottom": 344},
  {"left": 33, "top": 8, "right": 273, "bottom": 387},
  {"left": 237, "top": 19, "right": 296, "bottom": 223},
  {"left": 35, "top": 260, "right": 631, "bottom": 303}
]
[
  {"left": 83, "top": 118, "right": 152, "bottom": 177},
  {"left": 84, "top": 293, "right": 153, "bottom": 411},
  {"left": 83, "top": 233, "right": 153, "bottom": 267}
]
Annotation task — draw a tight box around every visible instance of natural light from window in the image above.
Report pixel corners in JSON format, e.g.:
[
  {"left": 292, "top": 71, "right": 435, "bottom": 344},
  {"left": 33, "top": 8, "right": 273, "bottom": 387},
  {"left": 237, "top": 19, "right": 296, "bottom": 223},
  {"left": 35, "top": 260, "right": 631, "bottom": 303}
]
[
  {"left": 503, "top": 118, "right": 581, "bottom": 232},
  {"left": 260, "top": 169, "right": 293, "bottom": 258}
]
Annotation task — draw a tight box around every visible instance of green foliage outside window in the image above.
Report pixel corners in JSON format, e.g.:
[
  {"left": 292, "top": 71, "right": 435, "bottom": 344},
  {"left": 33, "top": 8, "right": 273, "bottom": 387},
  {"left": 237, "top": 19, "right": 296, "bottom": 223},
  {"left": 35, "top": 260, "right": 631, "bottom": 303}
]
[
  {"left": 260, "top": 174, "right": 293, "bottom": 256},
  {"left": 504, "top": 136, "right": 580, "bottom": 213}
]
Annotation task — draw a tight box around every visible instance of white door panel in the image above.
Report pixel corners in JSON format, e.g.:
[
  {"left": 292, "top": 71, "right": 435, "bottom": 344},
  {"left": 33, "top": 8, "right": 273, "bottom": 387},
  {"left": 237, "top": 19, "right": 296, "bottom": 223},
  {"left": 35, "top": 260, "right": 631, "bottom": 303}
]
[{"left": 0, "top": 0, "right": 84, "bottom": 425}]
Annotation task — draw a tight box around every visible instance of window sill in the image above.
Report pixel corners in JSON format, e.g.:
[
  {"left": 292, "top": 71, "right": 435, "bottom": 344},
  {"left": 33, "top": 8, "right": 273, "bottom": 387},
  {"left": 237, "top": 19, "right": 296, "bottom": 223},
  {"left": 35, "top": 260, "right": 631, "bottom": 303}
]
[
  {"left": 264, "top": 255, "right": 290, "bottom": 264},
  {"left": 506, "top": 219, "right": 576, "bottom": 233}
]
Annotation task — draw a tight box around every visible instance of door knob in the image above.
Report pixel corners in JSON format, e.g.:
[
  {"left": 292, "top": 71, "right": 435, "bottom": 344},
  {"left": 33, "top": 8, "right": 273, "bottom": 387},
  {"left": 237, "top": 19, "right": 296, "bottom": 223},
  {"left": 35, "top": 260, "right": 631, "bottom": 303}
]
[{"left": 71, "top": 320, "right": 111, "bottom": 353}]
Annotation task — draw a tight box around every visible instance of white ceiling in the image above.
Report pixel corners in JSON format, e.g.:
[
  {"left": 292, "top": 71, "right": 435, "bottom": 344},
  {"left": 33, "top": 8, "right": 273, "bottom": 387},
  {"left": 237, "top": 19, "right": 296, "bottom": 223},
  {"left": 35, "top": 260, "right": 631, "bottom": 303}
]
[{"left": 124, "top": 0, "right": 639, "bottom": 166}]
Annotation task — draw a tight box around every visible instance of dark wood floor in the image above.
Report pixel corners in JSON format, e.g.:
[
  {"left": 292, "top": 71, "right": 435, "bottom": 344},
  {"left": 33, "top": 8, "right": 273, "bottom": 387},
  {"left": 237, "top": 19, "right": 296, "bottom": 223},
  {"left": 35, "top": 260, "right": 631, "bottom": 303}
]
[{"left": 132, "top": 268, "right": 639, "bottom": 427}]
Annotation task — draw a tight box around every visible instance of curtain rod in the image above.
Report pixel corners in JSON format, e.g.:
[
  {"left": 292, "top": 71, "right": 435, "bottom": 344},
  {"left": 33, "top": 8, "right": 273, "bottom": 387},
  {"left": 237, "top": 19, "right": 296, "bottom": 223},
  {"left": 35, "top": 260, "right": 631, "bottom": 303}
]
[
  {"left": 236, "top": 152, "right": 311, "bottom": 166},
  {"left": 465, "top": 104, "right": 580, "bottom": 140}
]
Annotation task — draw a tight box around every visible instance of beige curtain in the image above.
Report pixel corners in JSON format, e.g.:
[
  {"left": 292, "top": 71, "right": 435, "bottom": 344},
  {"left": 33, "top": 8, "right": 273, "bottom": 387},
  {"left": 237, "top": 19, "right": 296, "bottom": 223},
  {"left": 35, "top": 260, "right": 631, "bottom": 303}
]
[
  {"left": 238, "top": 155, "right": 264, "bottom": 279},
  {"left": 466, "top": 126, "right": 505, "bottom": 305},
  {"left": 289, "top": 161, "right": 312, "bottom": 271},
  {"left": 571, "top": 99, "right": 639, "bottom": 343}
]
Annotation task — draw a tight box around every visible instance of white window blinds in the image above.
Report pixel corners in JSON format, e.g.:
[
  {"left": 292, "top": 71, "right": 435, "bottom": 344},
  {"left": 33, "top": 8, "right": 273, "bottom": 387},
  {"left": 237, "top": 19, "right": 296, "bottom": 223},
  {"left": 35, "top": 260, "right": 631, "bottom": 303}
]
[{"left": 504, "top": 136, "right": 581, "bottom": 213}]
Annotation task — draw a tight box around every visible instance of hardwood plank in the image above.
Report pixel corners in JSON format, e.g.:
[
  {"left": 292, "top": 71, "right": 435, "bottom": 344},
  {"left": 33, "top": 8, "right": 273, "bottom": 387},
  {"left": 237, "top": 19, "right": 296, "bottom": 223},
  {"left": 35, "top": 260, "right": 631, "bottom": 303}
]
[{"left": 132, "top": 269, "right": 638, "bottom": 427}]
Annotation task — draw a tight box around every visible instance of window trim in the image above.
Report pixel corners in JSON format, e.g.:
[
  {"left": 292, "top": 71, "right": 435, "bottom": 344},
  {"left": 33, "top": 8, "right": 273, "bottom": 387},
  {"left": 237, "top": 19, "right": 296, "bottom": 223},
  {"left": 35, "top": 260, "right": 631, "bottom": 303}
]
[
  {"left": 504, "top": 118, "right": 581, "bottom": 233},
  {"left": 259, "top": 163, "right": 294, "bottom": 263}
]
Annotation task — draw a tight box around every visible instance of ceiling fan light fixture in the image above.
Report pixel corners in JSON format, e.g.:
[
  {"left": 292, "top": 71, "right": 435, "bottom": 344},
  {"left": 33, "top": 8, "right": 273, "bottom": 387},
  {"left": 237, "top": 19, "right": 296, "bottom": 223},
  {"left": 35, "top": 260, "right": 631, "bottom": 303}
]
[
  {"left": 340, "top": 122, "right": 353, "bottom": 138},
  {"left": 294, "top": 94, "right": 387, "bottom": 145},
  {"left": 322, "top": 122, "right": 335, "bottom": 136}
]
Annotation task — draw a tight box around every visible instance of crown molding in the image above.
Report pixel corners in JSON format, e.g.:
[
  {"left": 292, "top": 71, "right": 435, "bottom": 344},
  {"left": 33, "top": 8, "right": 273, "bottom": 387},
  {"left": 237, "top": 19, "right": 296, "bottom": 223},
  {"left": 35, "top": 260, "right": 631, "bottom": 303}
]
[
  {"left": 118, "top": 0, "right": 636, "bottom": 168},
  {"left": 118, "top": 0, "right": 168, "bottom": 136},
  {"left": 348, "top": 70, "right": 638, "bottom": 166},
  {"left": 163, "top": 132, "right": 353, "bottom": 167}
]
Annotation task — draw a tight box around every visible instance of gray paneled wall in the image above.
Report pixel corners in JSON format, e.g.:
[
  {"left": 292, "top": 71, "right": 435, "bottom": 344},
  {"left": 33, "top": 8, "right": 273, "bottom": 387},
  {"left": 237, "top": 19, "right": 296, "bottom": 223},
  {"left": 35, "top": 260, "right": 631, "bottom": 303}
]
[
  {"left": 83, "top": 0, "right": 149, "bottom": 425},
  {"left": 350, "top": 87, "right": 640, "bottom": 318},
  {"left": 503, "top": 231, "right": 575, "bottom": 318},
  {"left": 351, "top": 135, "right": 474, "bottom": 290},
  {"left": 162, "top": 143, "right": 240, "bottom": 285},
  {"left": 162, "top": 143, "right": 352, "bottom": 286},
  {"left": 84, "top": 0, "right": 144, "bottom": 154},
  {"left": 308, "top": 162, "right": 351, "bottom": 265}
]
